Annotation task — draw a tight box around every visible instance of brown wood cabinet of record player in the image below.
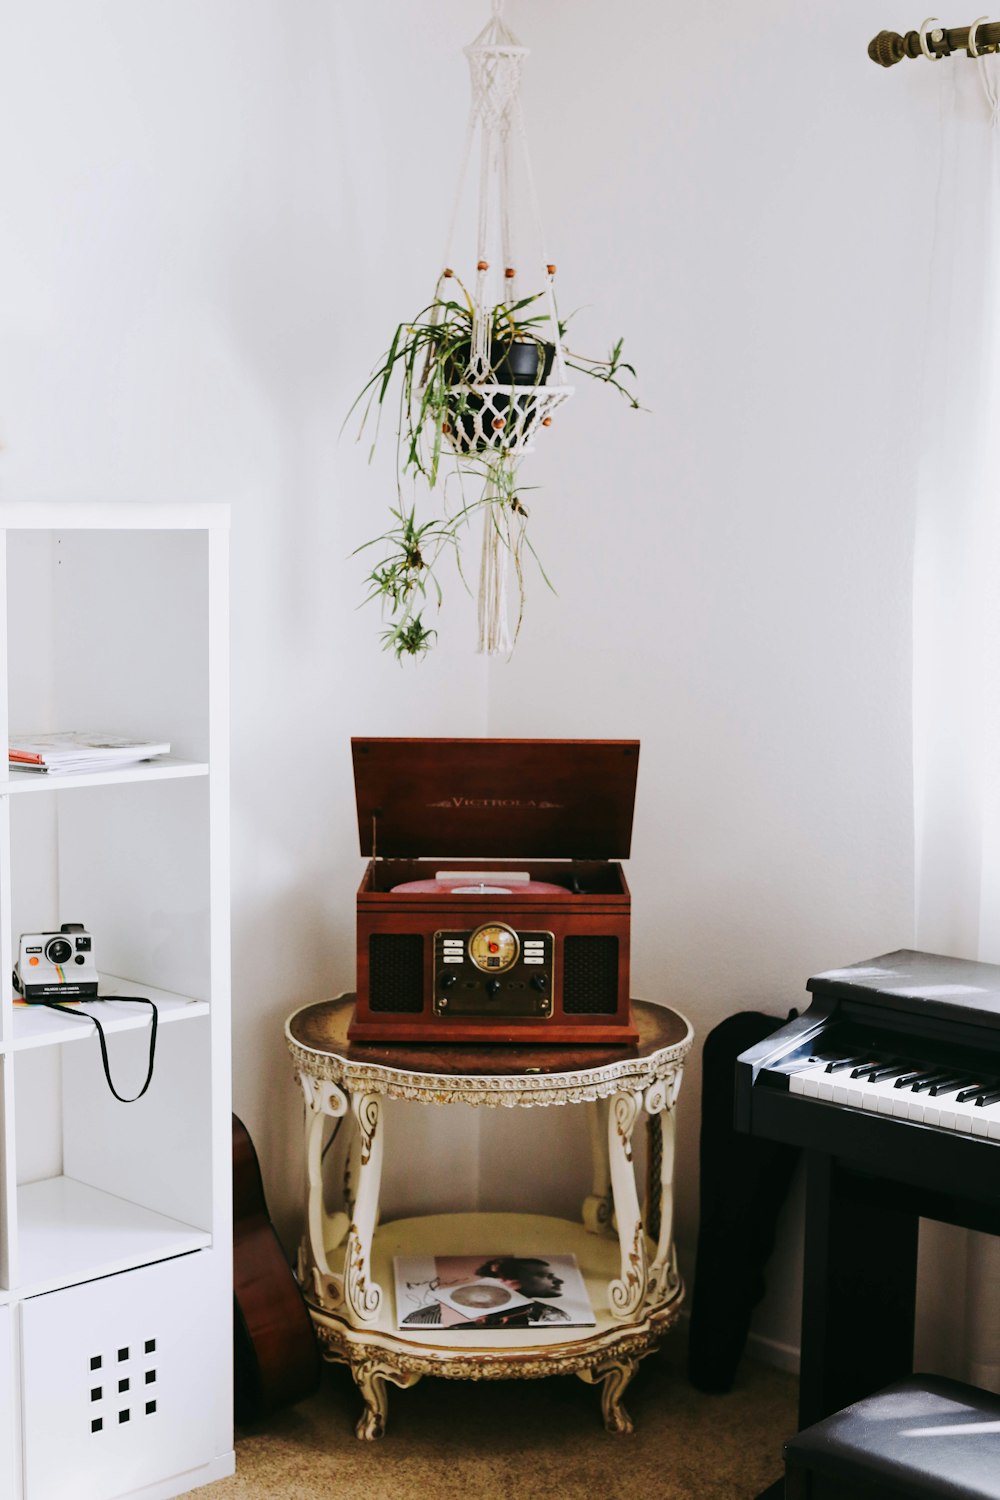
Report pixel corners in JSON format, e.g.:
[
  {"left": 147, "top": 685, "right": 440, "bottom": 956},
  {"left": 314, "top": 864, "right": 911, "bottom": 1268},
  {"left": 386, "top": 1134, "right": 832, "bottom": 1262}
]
[{"left": 349, "top": 738, "right": 640, "bottom": 1044}]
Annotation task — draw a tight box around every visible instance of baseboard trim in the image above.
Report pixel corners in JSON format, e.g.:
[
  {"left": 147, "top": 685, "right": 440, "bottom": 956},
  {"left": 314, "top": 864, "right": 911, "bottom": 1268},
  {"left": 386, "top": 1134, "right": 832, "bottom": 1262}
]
[
  {"left": 675, "top": 1305, "right": 801, "bottom": 1378},
  {"left": 745, "top": 1329, "right": 801, "bottom": 1376}
]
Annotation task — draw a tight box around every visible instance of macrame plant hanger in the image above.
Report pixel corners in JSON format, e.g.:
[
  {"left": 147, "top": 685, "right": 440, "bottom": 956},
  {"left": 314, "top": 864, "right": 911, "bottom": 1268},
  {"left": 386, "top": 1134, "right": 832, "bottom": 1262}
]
[{"left": 437, "top": 0, "right": 573, "bottom": 654}]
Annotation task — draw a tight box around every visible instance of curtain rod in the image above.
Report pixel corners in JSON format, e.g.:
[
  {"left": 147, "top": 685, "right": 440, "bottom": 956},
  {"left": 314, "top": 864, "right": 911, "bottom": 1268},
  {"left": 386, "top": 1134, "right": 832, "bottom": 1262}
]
[{"left": 870, "top": 19, "right": 1000, "bottom": 65}]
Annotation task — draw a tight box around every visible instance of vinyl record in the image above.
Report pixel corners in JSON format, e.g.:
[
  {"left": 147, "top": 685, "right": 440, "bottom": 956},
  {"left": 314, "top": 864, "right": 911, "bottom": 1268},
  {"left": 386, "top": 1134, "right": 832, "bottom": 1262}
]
[
  {"left": 448, "top": 1283, "right": 515, "bottom": 1310},
  {"left": 390, "top": 877, "right": 567, "bottom": 896},
  {"left": 434, "top": 1279, "right": 531, "bottom": 1316}
]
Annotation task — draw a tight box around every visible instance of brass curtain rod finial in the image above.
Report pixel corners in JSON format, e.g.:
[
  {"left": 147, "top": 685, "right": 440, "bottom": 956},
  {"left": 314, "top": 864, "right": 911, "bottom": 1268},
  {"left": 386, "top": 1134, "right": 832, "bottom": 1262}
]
[
  {"left": 870, "top": 19, "right": 1000, "bottom": 64},
  {"left": 868, "top": 25, "right": 948, "bottom": 65},
  {"left": 870, "top": 29, "right": 907, "bottom": 64}
]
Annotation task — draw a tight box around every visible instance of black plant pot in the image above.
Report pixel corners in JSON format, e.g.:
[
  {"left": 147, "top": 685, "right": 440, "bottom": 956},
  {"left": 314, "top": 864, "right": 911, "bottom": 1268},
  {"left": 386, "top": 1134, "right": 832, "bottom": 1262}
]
[
  {"left": 492, "top": 338, "right": 556, "bottom": 386},
  {"left": 445, "top": 340, "right": 556, "bottom": 451}
]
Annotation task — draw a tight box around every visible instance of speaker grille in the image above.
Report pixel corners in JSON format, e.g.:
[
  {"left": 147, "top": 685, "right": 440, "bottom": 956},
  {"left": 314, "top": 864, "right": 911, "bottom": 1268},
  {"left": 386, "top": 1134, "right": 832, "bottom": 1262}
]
[
  {"left": 369, "top": 934, "right": 424, "bottom": 1012},
  {"left": 562, "top": 935, "right": 619, "bottom": 1014}
]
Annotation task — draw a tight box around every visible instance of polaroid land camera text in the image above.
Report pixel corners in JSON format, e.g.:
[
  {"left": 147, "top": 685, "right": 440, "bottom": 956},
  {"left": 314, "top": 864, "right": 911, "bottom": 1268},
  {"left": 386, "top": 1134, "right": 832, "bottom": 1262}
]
[{"left": 13, "top": 923, "right": 98, "bottom": 1001}]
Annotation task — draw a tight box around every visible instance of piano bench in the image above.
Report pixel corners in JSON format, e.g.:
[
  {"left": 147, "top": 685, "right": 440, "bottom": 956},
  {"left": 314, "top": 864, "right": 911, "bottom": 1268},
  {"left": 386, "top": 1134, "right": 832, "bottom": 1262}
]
[{"left": 783, "top": 1375, "right": 1000, "bottom": 1499}]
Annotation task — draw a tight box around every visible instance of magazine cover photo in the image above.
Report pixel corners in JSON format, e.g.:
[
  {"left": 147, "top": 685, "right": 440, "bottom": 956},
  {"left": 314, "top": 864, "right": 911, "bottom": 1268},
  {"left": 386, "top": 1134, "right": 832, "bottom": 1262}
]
[{"left": 393, "top": 1253, "right": 597, "bottom": 1330}]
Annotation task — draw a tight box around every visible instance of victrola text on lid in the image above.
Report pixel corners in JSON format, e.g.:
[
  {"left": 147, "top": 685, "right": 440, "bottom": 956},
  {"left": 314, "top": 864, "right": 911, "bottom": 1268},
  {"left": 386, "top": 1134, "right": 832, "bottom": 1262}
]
[{"left": 349, "top": 737, "right": 640, "bottom": 1044}]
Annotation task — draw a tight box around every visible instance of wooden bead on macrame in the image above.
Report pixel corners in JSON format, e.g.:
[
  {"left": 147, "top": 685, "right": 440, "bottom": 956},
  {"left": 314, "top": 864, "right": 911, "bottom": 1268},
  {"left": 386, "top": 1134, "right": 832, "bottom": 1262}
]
[
  {"left": 546, "top": 264, "right": 557, "bottom": 276},
  {"left": 542, "top": 417, "right": 552, "bottom": 426},
  {"left": 492, "top": 417, "right": 506, "bottom": 430},
  {"left": 505, "top": 267, "right": 515, "bottom": 279},
  {"left": 477, "top": 260, "right": 489, "bottom": 271},
  {"left": 442, "top": 422, "right": 452, "bottom": 434},
  {"left": 443, "top": 267, "right": 454, "bottom": 278}
]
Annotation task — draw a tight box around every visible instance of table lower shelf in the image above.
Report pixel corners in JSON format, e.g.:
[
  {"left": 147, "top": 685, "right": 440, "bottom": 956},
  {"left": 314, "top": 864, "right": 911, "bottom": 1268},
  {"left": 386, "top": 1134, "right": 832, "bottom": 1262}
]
[{"left": 305, "top": 1212, "right": 684, "bottom": 1438}]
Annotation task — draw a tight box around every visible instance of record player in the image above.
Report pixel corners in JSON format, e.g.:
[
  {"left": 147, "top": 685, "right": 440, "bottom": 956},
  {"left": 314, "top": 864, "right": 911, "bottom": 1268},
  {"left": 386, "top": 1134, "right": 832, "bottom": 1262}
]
[{"left": 349, "top": 737, "right": 640, "bottom": 1044}]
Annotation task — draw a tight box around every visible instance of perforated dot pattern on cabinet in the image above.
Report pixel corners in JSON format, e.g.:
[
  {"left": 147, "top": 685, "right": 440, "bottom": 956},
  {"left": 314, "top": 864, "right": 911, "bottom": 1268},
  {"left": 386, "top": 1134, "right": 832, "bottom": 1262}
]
[{"left": 86, "top": 1338, "right": 159, "bottom": 1437}]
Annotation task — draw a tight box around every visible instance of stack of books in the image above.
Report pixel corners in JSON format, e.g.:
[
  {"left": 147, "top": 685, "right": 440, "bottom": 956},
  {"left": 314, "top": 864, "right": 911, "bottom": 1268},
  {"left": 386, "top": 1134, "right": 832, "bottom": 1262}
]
[{"left": 9, "top": 732, "right": 171, "bottom": 776}]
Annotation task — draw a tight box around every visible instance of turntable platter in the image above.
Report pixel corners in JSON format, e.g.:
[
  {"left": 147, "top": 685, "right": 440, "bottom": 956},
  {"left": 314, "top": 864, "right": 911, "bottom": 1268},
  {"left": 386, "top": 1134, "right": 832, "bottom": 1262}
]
[{"left": 390, "top": 877, "right": 567, "bottom": 895}]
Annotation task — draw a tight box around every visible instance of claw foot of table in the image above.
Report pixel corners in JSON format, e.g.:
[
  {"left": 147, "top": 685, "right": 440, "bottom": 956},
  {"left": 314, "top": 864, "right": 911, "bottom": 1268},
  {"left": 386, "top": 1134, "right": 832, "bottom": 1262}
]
[
  {"left": 353, "top": 1358, "right": 423, "bottom": 1440},
  {"left": 578, "top": 1353, "right": 640, "bottom": 1435}
]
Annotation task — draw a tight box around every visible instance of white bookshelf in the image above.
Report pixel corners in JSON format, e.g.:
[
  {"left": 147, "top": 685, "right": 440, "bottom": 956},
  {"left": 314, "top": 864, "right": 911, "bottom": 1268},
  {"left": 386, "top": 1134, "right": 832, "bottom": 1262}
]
[{"left": 0, "top": 504, "right": 233, "bottom": 1500}]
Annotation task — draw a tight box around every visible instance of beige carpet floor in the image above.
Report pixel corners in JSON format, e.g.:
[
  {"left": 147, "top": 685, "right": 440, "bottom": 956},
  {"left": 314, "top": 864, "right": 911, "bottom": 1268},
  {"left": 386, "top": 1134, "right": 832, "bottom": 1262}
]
[{"left": 199, "top": 1331, "right": 796, "bottom": 1500}]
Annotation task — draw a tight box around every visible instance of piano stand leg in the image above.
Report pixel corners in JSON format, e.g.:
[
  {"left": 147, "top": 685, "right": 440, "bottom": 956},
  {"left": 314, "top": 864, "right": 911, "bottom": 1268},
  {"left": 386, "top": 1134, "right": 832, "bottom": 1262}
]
[{"left": 799, "top": 1151, "right": 919, "bottom": 1429}]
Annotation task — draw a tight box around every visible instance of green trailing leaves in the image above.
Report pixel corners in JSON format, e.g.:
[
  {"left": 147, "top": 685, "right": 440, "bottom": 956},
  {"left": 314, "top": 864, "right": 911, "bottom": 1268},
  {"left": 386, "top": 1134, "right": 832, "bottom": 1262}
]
[{"left": 351, "top": 278, "right": 639, "bottom": 657}]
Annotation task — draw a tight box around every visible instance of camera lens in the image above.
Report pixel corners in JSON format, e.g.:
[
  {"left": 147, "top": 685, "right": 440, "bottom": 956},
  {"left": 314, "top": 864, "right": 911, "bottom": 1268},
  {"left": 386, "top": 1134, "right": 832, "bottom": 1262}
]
[{"left": 45, "top": 937, "right": 73, "bottom": 965}]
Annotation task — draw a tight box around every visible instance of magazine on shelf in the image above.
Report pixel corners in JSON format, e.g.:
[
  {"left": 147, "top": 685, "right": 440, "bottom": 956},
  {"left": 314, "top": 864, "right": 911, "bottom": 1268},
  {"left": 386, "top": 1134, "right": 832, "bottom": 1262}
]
[
  {"left": 8, "top": 732, "right": 171, "bottom": 775},
  {"left": 393, "top": 1252, "right": 596, "bottom": 1331}
]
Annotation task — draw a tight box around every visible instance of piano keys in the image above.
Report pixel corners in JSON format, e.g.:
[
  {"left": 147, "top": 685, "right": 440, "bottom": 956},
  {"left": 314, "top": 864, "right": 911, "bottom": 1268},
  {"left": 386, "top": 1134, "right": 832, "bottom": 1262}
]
[
  {"left": 784, "top": 1048, "right": 1000, "bottom": 1136},
  {"left": 735, "top": 950, "right": 1000, "bottom": 1445}
]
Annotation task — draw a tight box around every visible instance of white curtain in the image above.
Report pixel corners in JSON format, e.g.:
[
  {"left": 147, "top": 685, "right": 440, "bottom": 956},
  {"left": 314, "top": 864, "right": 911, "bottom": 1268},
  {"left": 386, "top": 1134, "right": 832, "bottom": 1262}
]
[{"left": 913, "top": 52, "right": 1000, "bottom": 1393}]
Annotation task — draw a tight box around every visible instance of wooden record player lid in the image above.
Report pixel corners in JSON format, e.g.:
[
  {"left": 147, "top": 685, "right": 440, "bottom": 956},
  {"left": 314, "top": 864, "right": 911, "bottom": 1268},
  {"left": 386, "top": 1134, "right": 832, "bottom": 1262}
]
[{"left": 352, "top": 738, "right": 640, "bottom": 859}]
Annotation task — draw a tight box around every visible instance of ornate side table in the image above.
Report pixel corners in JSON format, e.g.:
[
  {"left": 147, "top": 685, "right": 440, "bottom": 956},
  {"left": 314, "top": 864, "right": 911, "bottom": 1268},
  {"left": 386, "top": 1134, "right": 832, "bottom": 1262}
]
[{"left": 285, "top": 996, "right": 693, "bottom": 1439}]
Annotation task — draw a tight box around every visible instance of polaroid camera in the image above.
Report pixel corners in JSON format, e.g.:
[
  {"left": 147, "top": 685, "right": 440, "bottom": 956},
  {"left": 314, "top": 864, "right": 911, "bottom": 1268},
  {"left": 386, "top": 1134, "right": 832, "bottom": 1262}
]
[{"left": 13, "top": 923, "right": 99, "bottom": 1001}]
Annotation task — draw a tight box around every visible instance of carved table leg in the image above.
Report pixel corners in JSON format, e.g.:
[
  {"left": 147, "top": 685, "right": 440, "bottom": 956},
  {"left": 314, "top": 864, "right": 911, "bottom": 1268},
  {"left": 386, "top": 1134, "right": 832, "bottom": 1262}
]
[
  {"left": 297, "top": 1074, "right": 350, "bottom": 1310},
  {"left": 582, "top": 1096, "right": 613, "bottom": 1233},
  {"left": 344, "top": 1107, "right": 361, "bottom": 1219},
  {"left": 644, "top": 1069, "right": 683, "bottom": 1304},
  {"left": 353, "top": 1358, "right": 423, "bottom": 1440},
  {"left": 344, "top": 1092, "right": 385, "bottom": 1323},
  {"left": 577, "top": 1354, "right": 640, "bottom": 1435},
  {"left": 607, "top": 1090, "right": 648, "bottom": 1319}
]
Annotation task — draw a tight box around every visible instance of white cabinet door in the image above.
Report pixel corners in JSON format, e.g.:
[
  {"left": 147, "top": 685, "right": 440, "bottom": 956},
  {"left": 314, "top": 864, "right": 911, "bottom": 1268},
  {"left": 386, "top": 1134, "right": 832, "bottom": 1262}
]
[{"left": 21, "top": 1251, "right": 222, "bottom": 1500}]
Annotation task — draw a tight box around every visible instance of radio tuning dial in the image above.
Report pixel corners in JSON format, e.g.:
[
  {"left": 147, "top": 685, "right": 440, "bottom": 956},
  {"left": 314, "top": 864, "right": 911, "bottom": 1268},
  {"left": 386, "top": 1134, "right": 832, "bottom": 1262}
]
[
  {"left": 468, "top": 923, "right": 519, "bottom": 973},
  {"left": 531, "top": 974, "right": 549, "bottom": 992},
  {"left": 486, "top": 979, "right": 502, "bottom": 997},
  {"left": 440, "top": 973, "right": 458, "bottom": 990}
]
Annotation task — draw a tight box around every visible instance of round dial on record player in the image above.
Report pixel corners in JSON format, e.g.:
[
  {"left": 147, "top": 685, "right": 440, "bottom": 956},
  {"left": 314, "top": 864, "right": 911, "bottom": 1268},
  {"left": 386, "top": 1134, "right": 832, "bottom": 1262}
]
[{"left": 468, "top": 923, "right": 520, "bottom": 973}]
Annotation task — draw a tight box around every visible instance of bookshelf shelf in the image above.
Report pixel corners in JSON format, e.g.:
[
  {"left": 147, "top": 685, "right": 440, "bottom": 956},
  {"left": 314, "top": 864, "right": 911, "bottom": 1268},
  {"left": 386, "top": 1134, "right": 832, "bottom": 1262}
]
[
  {"left": 15, "top": 1177, "right": 212, "bottom": 1300},
  {"left": 12, "top": 977, "right": 208, "bottom": 1050},
  {"left": 3, "top": 758, "right": 209, "bottom": 795}
]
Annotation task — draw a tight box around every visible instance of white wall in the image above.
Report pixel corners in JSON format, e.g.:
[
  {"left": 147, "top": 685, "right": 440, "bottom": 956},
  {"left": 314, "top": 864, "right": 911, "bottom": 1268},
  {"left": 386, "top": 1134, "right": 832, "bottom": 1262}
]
[
  {"left": 0, "top": 0, "right": 941, "bottom": 1357},
  {"left": 489, "top": 0, "right": 941, "bottom": 1343}
]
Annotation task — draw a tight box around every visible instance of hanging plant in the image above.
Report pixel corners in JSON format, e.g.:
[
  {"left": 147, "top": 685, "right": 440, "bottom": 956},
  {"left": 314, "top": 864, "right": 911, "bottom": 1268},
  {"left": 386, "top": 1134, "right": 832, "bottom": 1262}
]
[{"left": 350, "top": 5, "right": 639, "bottom": 660}]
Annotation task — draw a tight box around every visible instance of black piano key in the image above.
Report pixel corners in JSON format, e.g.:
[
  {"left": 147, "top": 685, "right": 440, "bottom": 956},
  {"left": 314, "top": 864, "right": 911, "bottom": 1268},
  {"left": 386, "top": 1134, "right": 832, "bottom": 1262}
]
[
  {"left": 850, "top": 1061, "right": 893, "bottom": 1079},
  {"left": 867, "top": 1063, "right": 916, "bottom": 1083},
  {"left": 975, "top": 1088, "right": 1000, "bottom": 1107},
  {"left": 894, "top": 1070, "right": 936, "bottom": 1089},
  {"left": 955, "top": 1084, "right": 990, "bottom": 1103},
  {"left": 909, "top": 1072, "right": 957, "bottom": 1094},
  {"left": 928, "top": 1075, "right": 977, "bottom": 1098},
  {"left": 824, "top": 1055, "right": 872, "bottom": 1074}
]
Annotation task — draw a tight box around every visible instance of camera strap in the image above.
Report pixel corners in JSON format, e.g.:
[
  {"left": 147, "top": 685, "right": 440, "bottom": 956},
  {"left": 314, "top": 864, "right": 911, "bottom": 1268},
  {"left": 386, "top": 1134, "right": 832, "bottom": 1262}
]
[{"left": 39, "top": 997, "right": 159, "bottom": 1104}]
